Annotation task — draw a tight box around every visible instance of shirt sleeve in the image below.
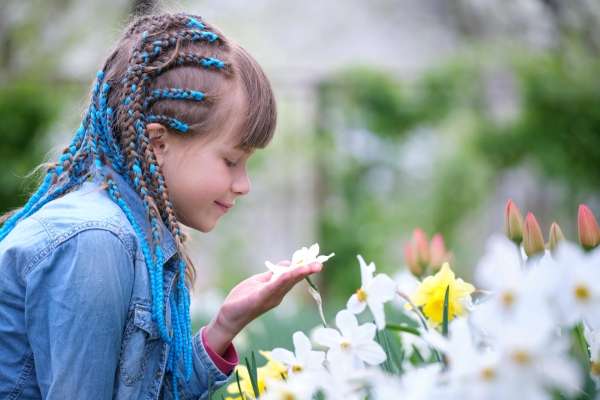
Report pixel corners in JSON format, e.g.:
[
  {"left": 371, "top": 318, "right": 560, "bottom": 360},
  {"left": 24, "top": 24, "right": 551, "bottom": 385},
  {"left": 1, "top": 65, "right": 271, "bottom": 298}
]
[
  {"left": 24, "top": 229, "right": 134, "bottom": 400},
  {"left": 201, "top": 326, "right": 239, "bottom": 375},
  {"left": 177, "top": 326, "right": 239, "bottom": 399}
]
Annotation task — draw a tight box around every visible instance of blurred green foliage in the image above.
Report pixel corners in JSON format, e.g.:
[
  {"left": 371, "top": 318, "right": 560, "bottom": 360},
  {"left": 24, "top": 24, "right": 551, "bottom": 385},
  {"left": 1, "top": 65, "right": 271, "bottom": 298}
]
[
  {"left": 0, "top": 80, "right": 57, "bottom": 213},
  {"left": 316, "top": 48, "right": 600, "bottom": 298},
  {"left": 475, "top": 51, "right": 600, "bottom": 194}
]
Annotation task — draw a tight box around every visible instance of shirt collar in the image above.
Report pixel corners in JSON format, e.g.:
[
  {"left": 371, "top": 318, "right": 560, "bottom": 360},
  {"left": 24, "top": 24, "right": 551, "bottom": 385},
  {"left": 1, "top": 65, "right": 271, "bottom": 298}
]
[{"left": 92, "top": 165, "right": 178, "bottom": 265}]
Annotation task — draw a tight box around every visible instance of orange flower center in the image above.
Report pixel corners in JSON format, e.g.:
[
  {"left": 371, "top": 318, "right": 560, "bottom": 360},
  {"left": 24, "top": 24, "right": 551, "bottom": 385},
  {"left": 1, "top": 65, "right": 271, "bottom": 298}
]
[
  {"left": 574, "top": 284, "right": 590, "bottom": 302},
  {"left": 511, "top": 350, "right": 532, "bottom": 365},
  {"left": 356, "top": 288, "right": 368, "bottom": 302},
  {"left": 480, "top": 367, "right": 496, "bottom": 381}
]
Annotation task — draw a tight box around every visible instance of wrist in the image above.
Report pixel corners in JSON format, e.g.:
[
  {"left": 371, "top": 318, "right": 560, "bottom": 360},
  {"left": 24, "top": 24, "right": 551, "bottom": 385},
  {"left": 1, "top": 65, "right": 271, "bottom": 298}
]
[{"left": 204, "top": 313, "right": 237, "bottom": 355}]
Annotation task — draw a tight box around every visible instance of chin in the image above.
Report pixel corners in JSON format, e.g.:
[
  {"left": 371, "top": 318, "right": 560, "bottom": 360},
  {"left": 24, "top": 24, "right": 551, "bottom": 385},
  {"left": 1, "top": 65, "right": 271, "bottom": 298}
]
[
  {"left": 179, "top": 218, "right": 216, "bottom": 233},
  {"left": 194, "top": 220, "right": 217, "bottom": 233}
]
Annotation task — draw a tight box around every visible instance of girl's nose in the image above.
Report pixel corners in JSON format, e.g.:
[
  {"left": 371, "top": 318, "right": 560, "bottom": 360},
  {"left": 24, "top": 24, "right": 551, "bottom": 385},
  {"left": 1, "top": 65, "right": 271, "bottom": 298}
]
[{"left": 233, "top": 170, "right": 251, "bottom": 196}]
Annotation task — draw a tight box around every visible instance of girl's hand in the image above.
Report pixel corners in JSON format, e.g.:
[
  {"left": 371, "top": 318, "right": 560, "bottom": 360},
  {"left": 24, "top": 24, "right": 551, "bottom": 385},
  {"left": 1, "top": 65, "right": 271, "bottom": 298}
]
[{"left": 203, "top": 261, "right": 322, "bottom": 354}]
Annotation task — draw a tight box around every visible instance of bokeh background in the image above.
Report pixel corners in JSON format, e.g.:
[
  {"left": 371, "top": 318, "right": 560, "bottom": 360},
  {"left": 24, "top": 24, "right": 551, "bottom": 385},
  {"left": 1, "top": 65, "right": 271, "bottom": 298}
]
[{"left": 2, "top": 0, "right": 600, "bottom": 363}]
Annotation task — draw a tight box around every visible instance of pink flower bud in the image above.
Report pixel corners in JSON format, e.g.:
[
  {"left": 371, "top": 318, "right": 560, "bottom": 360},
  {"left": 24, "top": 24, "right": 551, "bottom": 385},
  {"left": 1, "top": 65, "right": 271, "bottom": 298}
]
[
  {"left": 429, "top": 233, "right": 448, "bottom": 271},
  {"left": 523, "top": 212, "right": 545, "bottom": 257},
  {"left": 578, "top": 204, "right": 600, "bottom": 250},
  {"left": 404, "top": 242, "right": 422, "bottom": 277},
  {"left": 412, "top": 228, "right": 430, "bottom": 269},
  {"left": 504, "top": 199, "right": 523, "bottom": 244},
  {"left": 548, "top": 222, "right": 565, "bottom": 252}
]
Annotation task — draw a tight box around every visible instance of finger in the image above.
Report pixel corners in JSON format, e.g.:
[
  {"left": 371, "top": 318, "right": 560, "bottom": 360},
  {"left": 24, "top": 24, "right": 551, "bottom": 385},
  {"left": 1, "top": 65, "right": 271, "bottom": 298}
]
[
  {"left": 254, "top": 270, "right": 274, "bottom": 283},
  {"left": 293, "top": 262, "right": 323, "bottom": 279},
  {"left": 277, "top": 260, "right": 291, "bottom": 267}
]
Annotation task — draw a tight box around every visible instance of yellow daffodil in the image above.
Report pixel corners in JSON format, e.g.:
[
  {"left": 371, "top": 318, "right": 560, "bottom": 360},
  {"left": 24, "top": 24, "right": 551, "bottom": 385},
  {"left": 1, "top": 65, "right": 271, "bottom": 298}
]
[{"left": 411, "top": 262, "right": 475, "bottom": 326}]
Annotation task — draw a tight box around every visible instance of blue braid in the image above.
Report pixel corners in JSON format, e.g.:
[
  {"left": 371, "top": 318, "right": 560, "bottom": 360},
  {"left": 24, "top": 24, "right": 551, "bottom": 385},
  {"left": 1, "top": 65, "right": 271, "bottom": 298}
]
[
  {"left": 144, "top": 88, "right": 206, "bottom": 109},
  {"left": 169, "top": 292, "right": 183, "bottom": 399},
  {"left": 135, "top": 27, "right": 221, "bottom": 66},
  {"left": 177, "top": 258, "right": 193, "bottom": 380},
  {"left": 146, "top": 115, "right": 189, "bottom": 133},
  {"left": 186, "top": 17, "right": 205, "bottom": 30},
  {"left": 129, "top": 118, "right": 172, "bottom": 341},
  {"left": 106, "top": 179, "right": 171, "bottom": 342},
  {"left": 202, "top": 57, "right": 225, "bottom": 69}
]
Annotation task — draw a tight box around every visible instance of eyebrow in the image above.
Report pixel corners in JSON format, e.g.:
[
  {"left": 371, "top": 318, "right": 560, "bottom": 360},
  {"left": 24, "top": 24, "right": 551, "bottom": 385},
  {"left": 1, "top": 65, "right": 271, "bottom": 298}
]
[{"left": 233, "top": 144, "right": 255, "bottom": 156}]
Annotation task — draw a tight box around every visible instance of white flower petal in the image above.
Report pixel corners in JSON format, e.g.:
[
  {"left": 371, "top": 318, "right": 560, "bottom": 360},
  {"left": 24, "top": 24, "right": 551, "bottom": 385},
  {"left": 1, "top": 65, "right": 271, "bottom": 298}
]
[
  {"left": 271, "top": 348, "right": 298, "bottom": 366},
  {"left": 292, "top": 247, "right": 308, "bottom": 266},
  {"left": 366, "top": 300, "right": 387, "bottom": 330},
  {"left": 367, "top": 274, "right": 397, "bottom": 303},
  {"left": 307, "top": 351, "right": 325, "bottom": 369},
  {"left": 352, "top": 322, "right": 376, "bottom": 343},
  {"left": 313, "top": 328, "right": 342, "bottom": 349},
  {"left": 316, "top": 253, "right": 335, "bottom": 263},
  {"left": 335, "top": 309, "right": 359, "bottom": 337},
  {"left": 309, "top": 243, "right": 320, "bottom": 258},
  {"left": 354, "top": 341, "right": 387, "bottom": 365},
  {"left": 357, "top": 254, "right": 375, "bottom": 286},
  {"left": 293, "top": 331, "right": 312, "bottom": 359},
  {"left": 346, "top": 294, "right": 367, "bottom": 314}
]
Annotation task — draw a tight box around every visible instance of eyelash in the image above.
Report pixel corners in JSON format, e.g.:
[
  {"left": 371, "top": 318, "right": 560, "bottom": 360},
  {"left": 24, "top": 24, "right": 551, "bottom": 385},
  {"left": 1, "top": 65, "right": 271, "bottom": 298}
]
[{"left": 225, "top": 158, "right": 238, "bottom": 168}]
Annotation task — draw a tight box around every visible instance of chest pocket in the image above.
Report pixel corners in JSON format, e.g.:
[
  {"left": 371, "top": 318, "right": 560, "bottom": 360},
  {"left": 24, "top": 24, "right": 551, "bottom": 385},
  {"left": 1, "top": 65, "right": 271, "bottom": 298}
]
[{"left": 118, "top": 303, "right": 162, "bottom": 386}]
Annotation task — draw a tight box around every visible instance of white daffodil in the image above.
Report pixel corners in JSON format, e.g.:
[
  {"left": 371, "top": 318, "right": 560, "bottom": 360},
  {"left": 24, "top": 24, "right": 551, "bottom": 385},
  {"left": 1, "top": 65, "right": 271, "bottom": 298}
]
[
  {"left": 313, "top": 309, "right": 386, "bottom": 369},
  {"left": 270, "top": 331, "right": 325, "bottom": 376},
  {"left": 549, "top": 242, "right": 600, "bottom": 328},
  {"left": 346, "top": 255, "right": 397, "bottom": 330},
  {"left": 265, "top": 243, "right": 334, "bottom": 281},
  {"left": 584, "top": 324, "right": 600, "bottom": 388},
  {"left": 261, "top": 372, "right": 318, "bottom": 400},
  {"left": 313, "top": 367, "right": 368, "bottom": 400},
  {"left": 471, "top": 235, "right": 558, "bottom": 337},
  {"left": 474, "top": 299, "right": 581, "bottom": 400}
]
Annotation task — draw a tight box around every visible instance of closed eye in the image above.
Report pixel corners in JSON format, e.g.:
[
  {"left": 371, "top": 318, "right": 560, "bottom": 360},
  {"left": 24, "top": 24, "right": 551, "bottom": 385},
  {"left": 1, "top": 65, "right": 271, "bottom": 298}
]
[{"left": 224, "top": 158, "right": 238, "bottom": 168}]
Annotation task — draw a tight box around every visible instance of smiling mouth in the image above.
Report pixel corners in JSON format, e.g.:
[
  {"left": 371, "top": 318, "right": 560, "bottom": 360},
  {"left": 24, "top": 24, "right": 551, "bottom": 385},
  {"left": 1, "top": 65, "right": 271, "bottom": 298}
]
[{"left": 214, "top": 201, "right": 232, "bottom": 213}]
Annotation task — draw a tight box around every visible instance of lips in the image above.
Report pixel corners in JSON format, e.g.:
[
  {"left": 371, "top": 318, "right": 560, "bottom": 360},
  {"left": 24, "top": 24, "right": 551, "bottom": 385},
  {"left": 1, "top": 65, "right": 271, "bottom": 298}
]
[{"left": 214, "top": 201, "right": 233, "bottom": 212}]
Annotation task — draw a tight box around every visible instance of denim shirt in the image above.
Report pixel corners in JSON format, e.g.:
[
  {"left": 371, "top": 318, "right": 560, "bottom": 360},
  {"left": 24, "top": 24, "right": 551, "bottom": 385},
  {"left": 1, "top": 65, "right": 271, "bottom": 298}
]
[{"left": 0, "top": 169, "right": 234, "bottom": 399}]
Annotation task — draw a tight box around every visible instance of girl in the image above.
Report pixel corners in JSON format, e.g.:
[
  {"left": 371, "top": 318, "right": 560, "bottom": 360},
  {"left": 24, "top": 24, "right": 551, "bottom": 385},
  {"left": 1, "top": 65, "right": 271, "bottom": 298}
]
[{"left": 0, "top": 12, "right": 322, "bottom": 399}]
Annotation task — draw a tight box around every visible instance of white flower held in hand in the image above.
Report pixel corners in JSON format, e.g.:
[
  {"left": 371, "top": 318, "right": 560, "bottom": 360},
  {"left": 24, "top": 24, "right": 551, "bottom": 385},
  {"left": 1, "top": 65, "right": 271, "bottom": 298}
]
[
  {"left": 346, "top": 255, "right": 397, "bottom": 330},
  {"left": 265, "top": 243, "right": 335, "bottom": 282}
]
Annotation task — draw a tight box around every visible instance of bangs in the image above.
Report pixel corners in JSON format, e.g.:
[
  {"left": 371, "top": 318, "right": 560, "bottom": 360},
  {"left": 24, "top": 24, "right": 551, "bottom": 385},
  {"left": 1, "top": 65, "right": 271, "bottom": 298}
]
[{"left": 233, "top": 44, "right": 277, "bottom": 150}]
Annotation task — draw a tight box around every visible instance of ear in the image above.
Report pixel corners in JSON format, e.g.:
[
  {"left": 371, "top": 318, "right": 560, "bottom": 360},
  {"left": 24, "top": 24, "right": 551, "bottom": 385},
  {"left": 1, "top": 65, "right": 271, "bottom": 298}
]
[{"left": 147, "top": 123, "right": 168, "bottom": 166}]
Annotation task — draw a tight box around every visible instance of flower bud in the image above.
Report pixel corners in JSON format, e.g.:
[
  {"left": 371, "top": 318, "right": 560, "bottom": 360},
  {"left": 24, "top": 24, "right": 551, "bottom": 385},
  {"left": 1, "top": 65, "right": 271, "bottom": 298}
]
[
  {"left": 504, "top": 199, "right": 524, "bottom": 244},
  {"left": 547, "top": 222, "right": 565, "bottom": 252},
  {"left": 523, "top": 212, "right": 545, "bottom": 257},
  {"left": 404, "top": 243, "right": 422, "bottom": 277},
  {"left": 429, "top": 233, "right": 449, "bottom": 271},
  {"left": 578, "top": 204, "right": 600, "bottom": 250},
  {"left": 412, "top": 228, "right": 430, "bottom": 269}
]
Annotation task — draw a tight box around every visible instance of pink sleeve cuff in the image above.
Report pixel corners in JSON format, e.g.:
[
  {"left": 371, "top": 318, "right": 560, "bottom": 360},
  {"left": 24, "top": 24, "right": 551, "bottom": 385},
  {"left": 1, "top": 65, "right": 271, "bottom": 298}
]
[{"left": 201, "top": 326, "right": 239, "bottom": 375}]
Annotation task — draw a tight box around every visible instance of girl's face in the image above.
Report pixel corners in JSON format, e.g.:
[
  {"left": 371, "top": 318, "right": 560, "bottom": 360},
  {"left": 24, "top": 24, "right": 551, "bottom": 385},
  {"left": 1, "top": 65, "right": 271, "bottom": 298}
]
[{"left": 148, "top": 84, "right": 253, "bottom": 233}]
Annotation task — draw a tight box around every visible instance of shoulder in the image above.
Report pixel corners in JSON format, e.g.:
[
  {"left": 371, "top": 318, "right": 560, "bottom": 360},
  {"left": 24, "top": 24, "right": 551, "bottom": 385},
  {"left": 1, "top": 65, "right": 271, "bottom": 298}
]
[{"left": 0, "top": 182, "right": 138, "bottom": 280}]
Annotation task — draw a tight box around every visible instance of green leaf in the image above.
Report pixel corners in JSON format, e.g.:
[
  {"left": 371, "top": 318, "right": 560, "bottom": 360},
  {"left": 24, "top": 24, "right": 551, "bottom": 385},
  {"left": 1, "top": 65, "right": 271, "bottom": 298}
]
[
  {"left": 375, "top": 330, "right": 392, "bottom": 373},
  {"left": 442, "top": 285, "right": 450, "bottom": 337},
  {"left": 380, "top": 329, "right": 401, "bottom": 374},
  {"left": 385, "top": 323, "right": 421, "bottom": 336},
  {"left": 245, "top": 356, "right": 260, "bottom": 399},
  {"left": 235, "top": 370, "right": 245, "bottom": 400}
]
